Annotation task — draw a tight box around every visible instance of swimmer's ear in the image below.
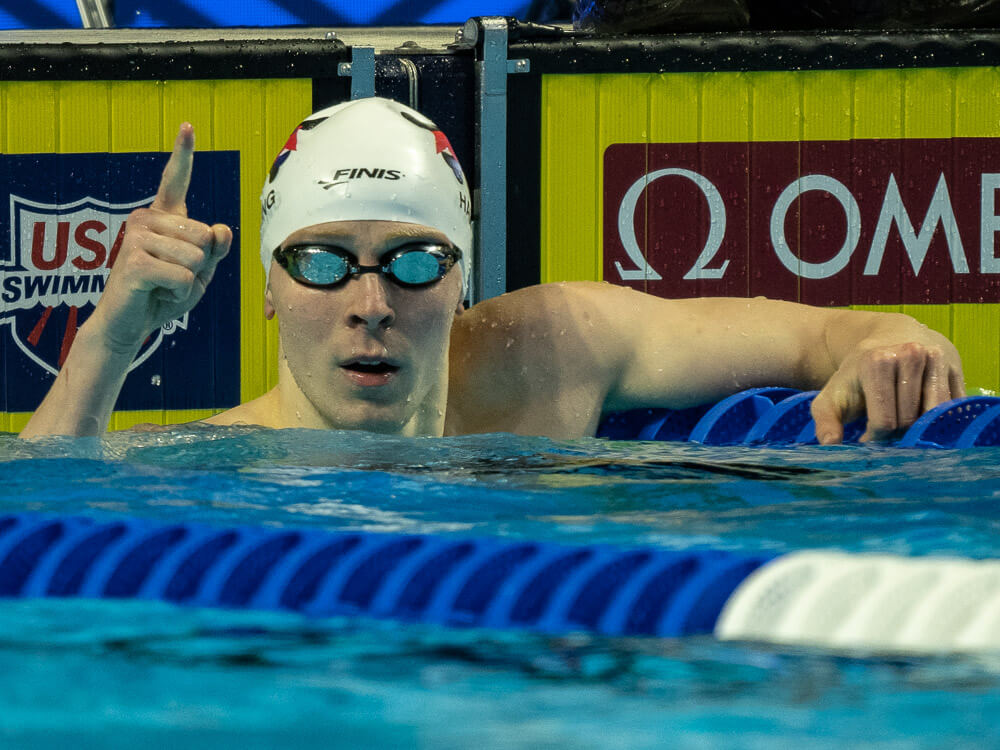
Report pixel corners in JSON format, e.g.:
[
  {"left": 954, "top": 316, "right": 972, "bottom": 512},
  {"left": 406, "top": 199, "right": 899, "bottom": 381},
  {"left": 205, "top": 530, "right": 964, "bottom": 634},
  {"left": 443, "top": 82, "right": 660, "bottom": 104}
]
[
  {"left": 455, "top": 299, "right": 466, "bottom": 315},
  {"left": 264, "top": 288, "right": 276, "bottom": 320}
]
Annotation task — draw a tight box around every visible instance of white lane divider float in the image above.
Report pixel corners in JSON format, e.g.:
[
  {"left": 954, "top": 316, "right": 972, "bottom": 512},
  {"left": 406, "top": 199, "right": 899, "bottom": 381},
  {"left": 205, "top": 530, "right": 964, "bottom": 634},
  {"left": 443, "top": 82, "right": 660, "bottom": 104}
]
[{"left": 716, "top": 551, "right": 1000, "bottom": 654}]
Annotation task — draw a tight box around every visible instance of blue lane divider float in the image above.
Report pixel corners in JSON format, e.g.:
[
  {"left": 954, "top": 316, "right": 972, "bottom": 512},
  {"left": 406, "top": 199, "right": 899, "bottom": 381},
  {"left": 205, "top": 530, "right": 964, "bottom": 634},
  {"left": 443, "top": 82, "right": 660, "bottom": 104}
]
[
  {"left": 598, "top": 389, "right": 1000, "bottom": 448},
  {"left": 0, "top": 513, "right": 775, "bottom": 638},
  {"left": 8, "top": 512, "right": 1000, "bottom": 653}
]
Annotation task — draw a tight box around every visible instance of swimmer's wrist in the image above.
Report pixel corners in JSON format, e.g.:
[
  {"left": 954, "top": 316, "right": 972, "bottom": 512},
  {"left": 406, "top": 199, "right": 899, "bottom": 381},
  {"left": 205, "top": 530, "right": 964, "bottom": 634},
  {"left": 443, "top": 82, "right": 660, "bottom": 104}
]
[
  {"left": 79, "top": 310, "right": 149, "bottom": 359},
  {"left": 826, "top": 310, "right": 943, "bottom": 365},
  {"left": 20, "top": 315, "right": 141, "bottom": 439}
]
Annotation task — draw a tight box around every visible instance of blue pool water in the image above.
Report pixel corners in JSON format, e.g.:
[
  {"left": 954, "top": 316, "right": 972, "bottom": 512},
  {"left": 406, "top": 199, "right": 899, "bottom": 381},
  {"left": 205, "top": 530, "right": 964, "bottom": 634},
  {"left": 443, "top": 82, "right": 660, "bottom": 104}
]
[{"left": 1, "top": 427, "right": 999, "bottom": 748}]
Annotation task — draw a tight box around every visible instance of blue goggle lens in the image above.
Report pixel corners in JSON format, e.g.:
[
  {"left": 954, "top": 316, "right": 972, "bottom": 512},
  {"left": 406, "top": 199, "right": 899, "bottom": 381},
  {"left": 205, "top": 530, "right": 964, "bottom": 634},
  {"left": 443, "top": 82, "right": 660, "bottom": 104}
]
[
  {"left": 389, "top": 248, "right": 445, "bottom": 285},
  {"left": 298, "top": 249, "right": 350, "bottom": 282}
]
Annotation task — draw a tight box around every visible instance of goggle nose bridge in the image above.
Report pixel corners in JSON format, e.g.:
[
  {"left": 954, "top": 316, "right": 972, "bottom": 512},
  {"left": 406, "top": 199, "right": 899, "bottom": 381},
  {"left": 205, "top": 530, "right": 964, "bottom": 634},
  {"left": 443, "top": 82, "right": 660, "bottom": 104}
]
[{"left": 346, "top": 262, "right": 394, "bottom": 280}]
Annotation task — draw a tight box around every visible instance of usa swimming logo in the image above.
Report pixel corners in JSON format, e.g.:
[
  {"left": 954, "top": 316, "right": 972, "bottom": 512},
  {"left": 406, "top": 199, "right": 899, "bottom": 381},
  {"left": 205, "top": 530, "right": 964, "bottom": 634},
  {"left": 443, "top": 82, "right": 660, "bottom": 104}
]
[
  {"left": 2, "top": 194, "right": 187, "bottom": 376},
  {"left": 0, "top": 151, "right": 241, "bottom": 413}
]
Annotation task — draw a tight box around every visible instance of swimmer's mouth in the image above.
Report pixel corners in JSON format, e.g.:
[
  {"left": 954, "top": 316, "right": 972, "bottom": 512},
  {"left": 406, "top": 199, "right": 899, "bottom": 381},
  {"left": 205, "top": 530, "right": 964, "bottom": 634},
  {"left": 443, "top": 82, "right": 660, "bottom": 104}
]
[{"left": 341, "top": 359, "right": 401, "bottom": 375}]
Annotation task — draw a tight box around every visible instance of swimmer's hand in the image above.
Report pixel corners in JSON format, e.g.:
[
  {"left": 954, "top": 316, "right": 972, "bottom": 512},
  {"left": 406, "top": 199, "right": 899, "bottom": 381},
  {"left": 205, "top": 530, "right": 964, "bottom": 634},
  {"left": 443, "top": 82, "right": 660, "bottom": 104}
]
[
  {"left": 810, "top": 333, "right": 965, "bottom": 445},
  {"left": 87, "top": 123, "right": 232, "bottom": 353},
  {"left": 20, "top": 124, "right": 232, "bottom": 439}
]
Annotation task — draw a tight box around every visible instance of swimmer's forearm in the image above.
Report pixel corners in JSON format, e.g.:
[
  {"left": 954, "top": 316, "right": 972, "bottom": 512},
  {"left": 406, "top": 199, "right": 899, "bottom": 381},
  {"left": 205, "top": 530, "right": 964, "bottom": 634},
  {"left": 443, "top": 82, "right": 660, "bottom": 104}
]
[{"left": 19, "top": 321, "right": 139, "bottom": 438}]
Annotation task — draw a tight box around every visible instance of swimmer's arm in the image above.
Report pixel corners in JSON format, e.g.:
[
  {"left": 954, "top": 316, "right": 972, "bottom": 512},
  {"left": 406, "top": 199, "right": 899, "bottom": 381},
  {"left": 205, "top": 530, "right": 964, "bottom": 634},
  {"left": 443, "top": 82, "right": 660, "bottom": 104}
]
[
  {"left": 19, "top": 123, "right": 231, "bottom": 439},
  {"left": 597, "top": 291, "right": 831, "bottom": 409},
  {"left": 19, "top": 322, "right": 139, "bottom": 437},
  {"left": 578, "top": 285, "right": 963, "bottom": 443}
]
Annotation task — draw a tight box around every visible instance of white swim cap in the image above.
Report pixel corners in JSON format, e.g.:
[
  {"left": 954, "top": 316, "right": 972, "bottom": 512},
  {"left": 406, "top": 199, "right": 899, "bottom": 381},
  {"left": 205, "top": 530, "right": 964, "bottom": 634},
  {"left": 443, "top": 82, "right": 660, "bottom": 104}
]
[{"left": 260, "top": 97, "right": 473, "bottom": 298}]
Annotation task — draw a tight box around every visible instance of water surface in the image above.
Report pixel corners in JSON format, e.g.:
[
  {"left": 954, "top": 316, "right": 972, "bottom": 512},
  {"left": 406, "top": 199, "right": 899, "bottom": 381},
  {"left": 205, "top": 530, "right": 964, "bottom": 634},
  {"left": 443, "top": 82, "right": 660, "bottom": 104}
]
[{"left": 1, "top": 427, "right": 997, "bottom": 748}]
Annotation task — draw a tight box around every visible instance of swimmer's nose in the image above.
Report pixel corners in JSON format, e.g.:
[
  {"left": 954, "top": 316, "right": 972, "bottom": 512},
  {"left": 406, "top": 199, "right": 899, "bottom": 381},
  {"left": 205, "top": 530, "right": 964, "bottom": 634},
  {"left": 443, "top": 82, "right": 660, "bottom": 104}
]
[{"left": 345, "top": 272, "right": 395, "bottom": 331}]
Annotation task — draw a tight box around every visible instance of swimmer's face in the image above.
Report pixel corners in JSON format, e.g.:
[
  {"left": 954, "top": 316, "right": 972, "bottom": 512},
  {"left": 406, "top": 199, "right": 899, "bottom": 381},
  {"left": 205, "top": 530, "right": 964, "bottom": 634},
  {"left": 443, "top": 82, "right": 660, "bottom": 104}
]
[{"left": 266, "top": 220, "right": 464, "bottom": 434}]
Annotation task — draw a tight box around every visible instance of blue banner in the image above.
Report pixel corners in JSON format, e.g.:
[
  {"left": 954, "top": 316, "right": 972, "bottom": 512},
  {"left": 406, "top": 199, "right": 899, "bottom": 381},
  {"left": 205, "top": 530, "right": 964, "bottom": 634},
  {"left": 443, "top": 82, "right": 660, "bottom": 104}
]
[
  {"left": 114, "top": 0, "right": 532, "bottom": 27},
  {"left": 0, "top": 151, "right": 241, "bottom": 413},
  {"left": 0, "top": 1, "right": 78, "bottom": 29}
]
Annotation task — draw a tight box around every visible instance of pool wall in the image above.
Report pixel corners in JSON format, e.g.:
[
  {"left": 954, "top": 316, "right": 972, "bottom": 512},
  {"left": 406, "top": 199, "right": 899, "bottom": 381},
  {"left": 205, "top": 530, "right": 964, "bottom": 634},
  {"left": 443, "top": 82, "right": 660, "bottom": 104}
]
[{"left": 525, "top": 34, "right": 1000, "bottom": 399}]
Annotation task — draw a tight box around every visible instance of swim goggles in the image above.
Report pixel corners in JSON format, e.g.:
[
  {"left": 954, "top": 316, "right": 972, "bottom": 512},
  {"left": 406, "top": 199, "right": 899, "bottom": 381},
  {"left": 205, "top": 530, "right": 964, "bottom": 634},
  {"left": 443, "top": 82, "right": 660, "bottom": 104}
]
[{"left": 272, "top": 242, "right": 462, "bottom": 289}]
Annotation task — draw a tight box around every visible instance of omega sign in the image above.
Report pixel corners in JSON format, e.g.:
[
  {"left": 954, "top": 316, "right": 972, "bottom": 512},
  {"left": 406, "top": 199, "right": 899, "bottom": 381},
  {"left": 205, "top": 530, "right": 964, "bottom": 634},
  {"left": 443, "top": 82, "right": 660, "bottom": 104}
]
[{"left": 603, "top": 139, "right": 1000, "bottom": 304}]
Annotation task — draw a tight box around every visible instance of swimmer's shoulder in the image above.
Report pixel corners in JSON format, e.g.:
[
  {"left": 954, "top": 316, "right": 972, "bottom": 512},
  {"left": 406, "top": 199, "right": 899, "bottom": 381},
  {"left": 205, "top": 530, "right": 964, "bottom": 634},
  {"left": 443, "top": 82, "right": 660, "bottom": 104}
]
[
  {"left": 446, "top": 282, "right": 631, "bottom": 435},
  {"left": 451, "top": 282, "right": 573, "bottom": 363},
  {"left": 453, "top": 281, "right": 624, "bottom": 333},
  {"left": 450, "top": 280, "right": 645, "bottom": 351}
]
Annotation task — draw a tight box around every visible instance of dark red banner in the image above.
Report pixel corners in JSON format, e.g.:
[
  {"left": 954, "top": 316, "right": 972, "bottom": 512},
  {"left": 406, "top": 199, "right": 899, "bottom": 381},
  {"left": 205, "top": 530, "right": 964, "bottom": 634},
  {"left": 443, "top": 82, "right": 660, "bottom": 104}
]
[{"left": 603, "top": 139, "right": 1000, "bottom": 304}]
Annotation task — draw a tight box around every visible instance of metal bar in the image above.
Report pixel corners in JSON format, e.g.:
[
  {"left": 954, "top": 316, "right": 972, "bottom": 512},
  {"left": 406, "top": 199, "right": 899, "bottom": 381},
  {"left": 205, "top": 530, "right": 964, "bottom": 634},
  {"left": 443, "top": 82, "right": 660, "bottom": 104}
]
[
  {"left": 0, "top": 26, "right": 465, "bottom": 49},
  {"left": 397, "top": 57, "right": 419, "bottom": 109},
  {"left": 338, "top": 45, "right": 376, "bottom": 100},
  {"left": 470, "top": 16, "right": 510, "bottom": 304},
  {"left": 75, "top": 0, "right": 112, "bottom": 29}
]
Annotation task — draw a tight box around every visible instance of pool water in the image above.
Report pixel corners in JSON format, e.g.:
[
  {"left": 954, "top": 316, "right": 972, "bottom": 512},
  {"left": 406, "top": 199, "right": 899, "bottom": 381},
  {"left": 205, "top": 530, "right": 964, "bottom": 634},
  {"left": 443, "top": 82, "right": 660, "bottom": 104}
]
[{"left": 1, "top": 427, "right": 998, "bottom": 748}]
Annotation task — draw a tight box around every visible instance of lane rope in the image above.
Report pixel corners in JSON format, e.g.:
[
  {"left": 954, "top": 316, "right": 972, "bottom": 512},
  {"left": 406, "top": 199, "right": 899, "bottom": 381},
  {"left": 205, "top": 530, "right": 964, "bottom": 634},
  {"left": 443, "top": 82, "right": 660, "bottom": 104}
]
[
  {"left": 0, "top": 512, "right": 772, "bottom": 638},
  {"left": 599, "top": 388, "right": 1000, "bottom": 447},
  {"left": 5, "top": 512, "right": 997, "bottom": 653}
]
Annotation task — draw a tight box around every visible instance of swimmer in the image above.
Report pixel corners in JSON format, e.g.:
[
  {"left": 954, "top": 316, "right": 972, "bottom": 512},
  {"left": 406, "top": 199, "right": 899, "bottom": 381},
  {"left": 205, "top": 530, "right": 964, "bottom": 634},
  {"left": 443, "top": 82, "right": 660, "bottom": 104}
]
[{"left": 20, "top": 97, "right": 965, "bottom": 444}]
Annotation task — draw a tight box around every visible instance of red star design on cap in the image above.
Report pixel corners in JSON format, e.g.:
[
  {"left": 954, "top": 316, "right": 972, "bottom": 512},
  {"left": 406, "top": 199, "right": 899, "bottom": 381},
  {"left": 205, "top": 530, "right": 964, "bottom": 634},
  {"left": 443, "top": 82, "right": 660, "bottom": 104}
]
[
  {"left": 433, "top": 130, "right": 454, "bottom": 156},
  {"left": 282, "top": 126, "right": 301, "bottom": 153}
]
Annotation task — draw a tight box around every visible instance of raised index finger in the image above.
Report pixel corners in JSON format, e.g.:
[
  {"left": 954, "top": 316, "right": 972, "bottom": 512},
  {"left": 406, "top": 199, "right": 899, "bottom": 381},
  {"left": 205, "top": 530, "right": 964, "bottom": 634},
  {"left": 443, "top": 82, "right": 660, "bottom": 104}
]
[{"left": 151, "top": 122, "right": 194, "bottom": 216}]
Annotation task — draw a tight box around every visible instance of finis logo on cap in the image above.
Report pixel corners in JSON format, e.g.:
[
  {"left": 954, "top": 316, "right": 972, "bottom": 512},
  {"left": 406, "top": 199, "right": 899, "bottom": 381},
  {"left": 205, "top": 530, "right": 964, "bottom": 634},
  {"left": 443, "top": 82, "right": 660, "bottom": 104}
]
[{"left": 318, "top": 167, "right": 405, "bottom": 190}]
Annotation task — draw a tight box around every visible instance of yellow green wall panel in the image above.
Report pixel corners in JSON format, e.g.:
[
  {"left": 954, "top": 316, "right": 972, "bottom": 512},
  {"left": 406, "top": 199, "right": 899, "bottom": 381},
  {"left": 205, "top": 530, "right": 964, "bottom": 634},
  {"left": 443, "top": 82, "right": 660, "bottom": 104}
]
[
  {"left": 540, "top": 68, "right": 1000, "bottom": 393},
  {"left": 0, "top": 78, "right": 312, "bottom": 432}
]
